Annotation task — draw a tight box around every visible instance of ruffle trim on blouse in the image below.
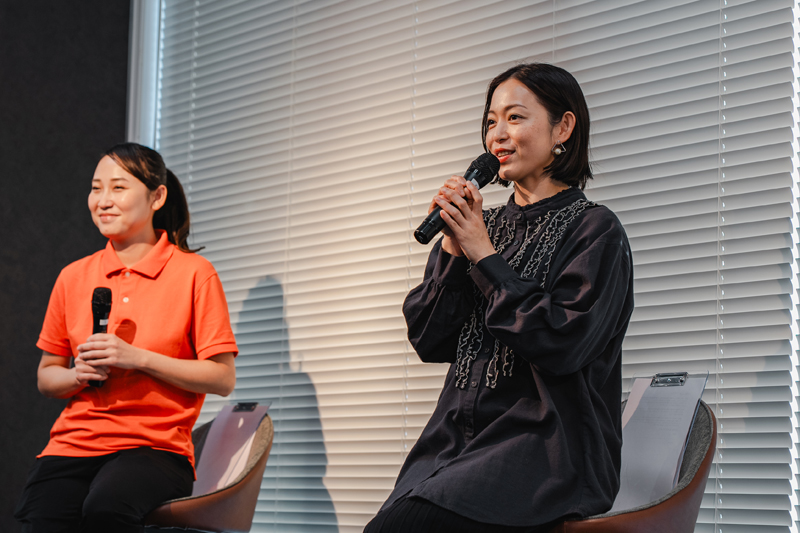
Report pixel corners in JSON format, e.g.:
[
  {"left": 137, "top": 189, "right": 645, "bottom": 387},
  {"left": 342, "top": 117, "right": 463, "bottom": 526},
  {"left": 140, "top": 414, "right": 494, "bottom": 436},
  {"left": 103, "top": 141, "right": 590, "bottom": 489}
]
[{"left": 454, "top": 196, "right": 595, "bottom": 390}]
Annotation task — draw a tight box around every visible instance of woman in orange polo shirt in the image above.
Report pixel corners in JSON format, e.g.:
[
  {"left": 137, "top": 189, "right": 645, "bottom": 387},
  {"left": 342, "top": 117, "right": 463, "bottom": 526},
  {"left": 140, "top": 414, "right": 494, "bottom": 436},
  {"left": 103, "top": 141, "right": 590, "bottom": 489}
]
[{"left": 14, "top": 143, "right": 238, "bottom": 533}]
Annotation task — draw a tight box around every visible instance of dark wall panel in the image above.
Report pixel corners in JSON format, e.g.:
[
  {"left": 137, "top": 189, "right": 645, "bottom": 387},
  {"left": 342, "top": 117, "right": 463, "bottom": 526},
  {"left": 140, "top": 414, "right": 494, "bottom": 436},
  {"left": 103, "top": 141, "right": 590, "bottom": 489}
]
[{"left": 0, "top": 2, "right": 130, "bottom": 530}]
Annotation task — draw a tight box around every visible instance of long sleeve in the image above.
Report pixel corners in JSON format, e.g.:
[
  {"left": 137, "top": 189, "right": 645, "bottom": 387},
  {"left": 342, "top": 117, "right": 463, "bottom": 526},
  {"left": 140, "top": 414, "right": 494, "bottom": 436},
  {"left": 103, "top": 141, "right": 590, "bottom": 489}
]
[
  {"left": 402, "top": 240, "right": 475, "bottom": 363},
  {"left": 470, "top": 220, "right": 632, "bottom": 376}
]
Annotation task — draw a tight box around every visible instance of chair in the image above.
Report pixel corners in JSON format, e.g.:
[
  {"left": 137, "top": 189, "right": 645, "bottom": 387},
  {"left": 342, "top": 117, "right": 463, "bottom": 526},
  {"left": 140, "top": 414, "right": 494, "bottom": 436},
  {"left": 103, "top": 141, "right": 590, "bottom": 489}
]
[
  {"left": 548, "top": 400, "right": 717, "bottom": 533},
  {"left": 144, "top": 403, "right": 274, "bottom": 533}
]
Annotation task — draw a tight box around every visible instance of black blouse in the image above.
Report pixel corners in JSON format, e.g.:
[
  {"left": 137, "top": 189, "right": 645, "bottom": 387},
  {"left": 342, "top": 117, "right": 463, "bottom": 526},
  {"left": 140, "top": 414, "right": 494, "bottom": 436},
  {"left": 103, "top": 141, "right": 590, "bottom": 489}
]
[{"left": 381, "top": 187, "right": 635, "bottom": 527}]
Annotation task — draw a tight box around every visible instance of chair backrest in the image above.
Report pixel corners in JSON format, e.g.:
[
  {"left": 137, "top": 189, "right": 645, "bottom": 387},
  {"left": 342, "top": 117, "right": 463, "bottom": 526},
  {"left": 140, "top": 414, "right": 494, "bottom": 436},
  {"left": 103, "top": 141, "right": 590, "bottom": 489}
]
[
  {"left": 192, "top": 403, "right": 269, "bottom": 496},
  {"left": 144, "top": 403, "right": 274, "bottom": 533},
  {"left": 549, "top": 400, "right": 717, "bottom": 533}
]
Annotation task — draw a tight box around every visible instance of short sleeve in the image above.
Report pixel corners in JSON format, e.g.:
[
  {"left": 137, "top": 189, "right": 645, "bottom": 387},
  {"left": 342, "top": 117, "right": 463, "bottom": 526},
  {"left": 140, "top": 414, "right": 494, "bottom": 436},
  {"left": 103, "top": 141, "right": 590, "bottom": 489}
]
[
  {"left": 36, "top": 271, "right": 73, "bottom": 357},
  {"left": 193, "top": 272, "right": 238, "bottom": 360}
]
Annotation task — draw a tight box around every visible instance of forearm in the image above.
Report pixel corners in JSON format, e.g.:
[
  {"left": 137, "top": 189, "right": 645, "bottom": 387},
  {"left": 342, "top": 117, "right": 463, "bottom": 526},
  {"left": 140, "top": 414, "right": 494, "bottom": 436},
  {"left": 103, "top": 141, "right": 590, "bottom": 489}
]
[
  {"left": 137, "top": 350, "right": 236, "bottom": 396},
  {"left": 404, "top": 244, "right": 474, "bottom": 363},
  {"left": 474, "top": 243, "right": 632, "bottom": 375},
  {"left": 37, "top": 362, "right": 84, "bottom": 399}
]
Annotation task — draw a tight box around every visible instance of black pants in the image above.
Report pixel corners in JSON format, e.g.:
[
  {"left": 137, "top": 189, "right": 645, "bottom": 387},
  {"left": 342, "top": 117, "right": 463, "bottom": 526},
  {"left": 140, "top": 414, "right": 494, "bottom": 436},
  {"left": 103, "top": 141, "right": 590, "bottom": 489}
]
[
  {"left": 364, "top": 496, "right": 555, "bottom": 533},
  {"left": 14, "top": 447, "right": 193, "bottom": 533}
]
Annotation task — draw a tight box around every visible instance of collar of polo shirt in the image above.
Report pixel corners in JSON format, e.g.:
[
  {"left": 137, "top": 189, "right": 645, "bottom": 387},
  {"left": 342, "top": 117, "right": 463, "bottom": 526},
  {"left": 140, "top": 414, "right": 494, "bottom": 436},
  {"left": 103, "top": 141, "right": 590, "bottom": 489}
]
[{"left": 101, "top": 229, "right": 175, "bottom": 279}]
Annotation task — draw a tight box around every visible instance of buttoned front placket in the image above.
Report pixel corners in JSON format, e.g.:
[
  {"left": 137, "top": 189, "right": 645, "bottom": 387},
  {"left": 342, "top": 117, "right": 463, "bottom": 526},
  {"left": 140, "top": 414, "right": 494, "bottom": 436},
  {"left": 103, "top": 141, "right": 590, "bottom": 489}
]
[
  {"left": 461, "top": 355, "right": 486, "bottom": 442},
  {"left": 459, "top": 210, "right": 531, "bottom": 442},
  {"left": 119, "top": 269, "right": 133, "bottom": 306}
]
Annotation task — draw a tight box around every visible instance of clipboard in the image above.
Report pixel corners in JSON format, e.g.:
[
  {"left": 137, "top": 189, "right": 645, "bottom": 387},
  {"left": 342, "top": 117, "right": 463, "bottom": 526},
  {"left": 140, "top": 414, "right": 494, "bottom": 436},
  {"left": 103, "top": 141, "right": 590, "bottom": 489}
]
[{"left": 609, "top": 372, "right": 708, "bottom": 513}]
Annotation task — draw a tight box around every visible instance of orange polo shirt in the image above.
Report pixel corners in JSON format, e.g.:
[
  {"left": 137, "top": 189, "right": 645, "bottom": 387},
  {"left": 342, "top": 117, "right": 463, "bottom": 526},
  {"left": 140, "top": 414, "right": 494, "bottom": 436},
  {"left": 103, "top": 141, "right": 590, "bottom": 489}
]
[{"left": 37, "top": 230, "right": 238, "bottom": 468}]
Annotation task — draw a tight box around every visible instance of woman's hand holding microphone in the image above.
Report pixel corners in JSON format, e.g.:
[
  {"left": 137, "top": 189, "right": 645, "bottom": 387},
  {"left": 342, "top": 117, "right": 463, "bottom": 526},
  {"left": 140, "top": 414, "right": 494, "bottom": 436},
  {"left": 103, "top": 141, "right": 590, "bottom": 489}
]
[
  {"left": 77, "top": 333, "right": 143, "bottom": 376},
  {"left": 430, "top": 176, "right": 496, "bottom": 264}
]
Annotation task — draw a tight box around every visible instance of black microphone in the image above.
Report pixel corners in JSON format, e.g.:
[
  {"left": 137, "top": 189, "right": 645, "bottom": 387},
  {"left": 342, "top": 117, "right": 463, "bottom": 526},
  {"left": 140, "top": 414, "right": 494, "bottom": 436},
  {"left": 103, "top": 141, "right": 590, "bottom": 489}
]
[
  {"left": 414, "top": 153, "right": 500, "bottom": 245},
  {"left": 88, "top": 287, "right": 112, "bottom": 387}
]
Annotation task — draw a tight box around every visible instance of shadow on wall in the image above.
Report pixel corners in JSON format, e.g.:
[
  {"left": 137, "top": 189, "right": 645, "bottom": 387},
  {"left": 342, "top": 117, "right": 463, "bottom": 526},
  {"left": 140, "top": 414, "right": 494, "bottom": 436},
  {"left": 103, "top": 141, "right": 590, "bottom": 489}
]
[{"left": 239, "top": 276, "right": 338, "bottom": 533}]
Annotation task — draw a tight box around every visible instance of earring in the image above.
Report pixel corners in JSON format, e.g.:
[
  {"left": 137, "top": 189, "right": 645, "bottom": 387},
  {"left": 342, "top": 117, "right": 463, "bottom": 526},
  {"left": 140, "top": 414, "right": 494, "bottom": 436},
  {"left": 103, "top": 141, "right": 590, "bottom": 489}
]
[{"left": 552, "top": 141, "right": 567, "bottom": 155}]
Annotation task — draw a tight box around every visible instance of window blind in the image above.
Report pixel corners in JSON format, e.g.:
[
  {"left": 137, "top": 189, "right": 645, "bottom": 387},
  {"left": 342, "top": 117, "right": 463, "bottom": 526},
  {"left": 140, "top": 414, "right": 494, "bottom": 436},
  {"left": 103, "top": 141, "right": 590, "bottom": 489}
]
[
  {"left": 570, "top": 1, "right": 799, "bottom": 531},
  {"left": 146, "top": 0, "right": 800, "bottom": 531}
]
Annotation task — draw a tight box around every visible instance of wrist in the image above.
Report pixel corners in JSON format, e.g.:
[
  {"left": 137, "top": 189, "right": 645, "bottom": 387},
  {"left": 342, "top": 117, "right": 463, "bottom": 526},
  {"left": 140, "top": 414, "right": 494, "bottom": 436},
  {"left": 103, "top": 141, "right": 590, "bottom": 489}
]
[
  {"left": 441, "top": 236, "right": 464, "bottom": 257},
  {"left": 464, "top": 240, "right": 496, "bottom": 264},
  {"left": 136, "top": 347, "right": 154, "bottom": 372}
]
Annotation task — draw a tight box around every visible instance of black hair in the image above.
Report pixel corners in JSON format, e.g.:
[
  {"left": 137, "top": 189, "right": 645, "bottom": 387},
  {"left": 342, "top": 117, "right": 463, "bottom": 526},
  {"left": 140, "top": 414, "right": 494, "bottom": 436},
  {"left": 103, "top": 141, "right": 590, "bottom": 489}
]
[
  {"left": 103, "top": 143, "right": 202, "bottom": 252},
  {"left": 481, "top": 63, "right": 592, "bottom": 189}
]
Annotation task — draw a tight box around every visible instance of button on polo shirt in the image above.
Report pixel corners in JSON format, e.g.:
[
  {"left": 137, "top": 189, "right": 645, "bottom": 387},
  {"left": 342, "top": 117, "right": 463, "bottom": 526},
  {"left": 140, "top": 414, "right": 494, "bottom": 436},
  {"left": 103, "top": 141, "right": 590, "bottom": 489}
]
[{"left": 37, "top": 231, "right": 238, "bottom": 469}]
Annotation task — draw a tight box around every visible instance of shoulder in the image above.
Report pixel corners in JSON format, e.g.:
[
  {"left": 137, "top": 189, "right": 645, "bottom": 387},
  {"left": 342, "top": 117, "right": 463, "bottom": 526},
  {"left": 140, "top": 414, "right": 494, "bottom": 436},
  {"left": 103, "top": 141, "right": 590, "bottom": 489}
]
[
  {"left": 58, "top": 249, "right": 105, "bottom": 281},
  {"left": 166, "top": 248, "right": 221, "bottom": 284},
  {"left": 553, "top": 201, "right": 631, "bottom": 268},
  {"left": 572, "top": 202, "right": 628, "bottom": 247}
]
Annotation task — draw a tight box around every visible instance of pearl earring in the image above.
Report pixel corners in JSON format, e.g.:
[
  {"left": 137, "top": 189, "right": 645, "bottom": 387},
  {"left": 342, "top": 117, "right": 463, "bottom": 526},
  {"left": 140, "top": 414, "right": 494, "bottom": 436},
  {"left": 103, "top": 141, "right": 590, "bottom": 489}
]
[{"left": 552, "top": 141, "right": 567, "bottom": 156}]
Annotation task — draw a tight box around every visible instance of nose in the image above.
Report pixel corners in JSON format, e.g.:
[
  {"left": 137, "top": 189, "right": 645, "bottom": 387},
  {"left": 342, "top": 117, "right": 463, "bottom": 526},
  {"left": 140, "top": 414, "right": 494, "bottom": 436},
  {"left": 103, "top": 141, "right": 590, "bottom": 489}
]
[
  {"left": 489, "top": 120, "right": 508, "bottom": 147},
  {"left": 97, "top": 190, "right": 114, "bottom": 208}
]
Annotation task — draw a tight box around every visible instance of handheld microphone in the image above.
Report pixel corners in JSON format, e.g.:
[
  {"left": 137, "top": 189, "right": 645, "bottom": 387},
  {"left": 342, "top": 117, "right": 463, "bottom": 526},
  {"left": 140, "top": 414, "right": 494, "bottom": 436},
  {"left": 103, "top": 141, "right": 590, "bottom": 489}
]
[
  {"left": 414, "top": 153, "right": 500, "bottom": 245},
  {"left": 88, "top": 287, "right": 112, "bottom": 387}
]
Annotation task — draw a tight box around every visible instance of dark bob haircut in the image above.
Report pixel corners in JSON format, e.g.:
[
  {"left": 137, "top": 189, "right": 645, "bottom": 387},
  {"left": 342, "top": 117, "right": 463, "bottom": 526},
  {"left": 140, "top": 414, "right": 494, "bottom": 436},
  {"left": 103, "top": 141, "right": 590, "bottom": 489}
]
[
  {"left": 481, "top": 63, "right": 592, "bottom": 190},
  {"left": 104, "top": 143, "right": 201, "bottom": 253}
]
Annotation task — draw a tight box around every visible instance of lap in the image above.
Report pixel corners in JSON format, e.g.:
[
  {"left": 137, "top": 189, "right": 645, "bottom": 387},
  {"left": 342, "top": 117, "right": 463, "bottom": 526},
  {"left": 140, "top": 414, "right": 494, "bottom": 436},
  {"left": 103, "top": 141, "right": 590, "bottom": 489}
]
[
  {"left": 364, "top": 495, "right": 554, "bottom": 533},
  {"left": 15, "top": 448, "right": 193, "bottom": 533},
  {"left": 84, "top": 447, "right": 193, "bottom": 515}
]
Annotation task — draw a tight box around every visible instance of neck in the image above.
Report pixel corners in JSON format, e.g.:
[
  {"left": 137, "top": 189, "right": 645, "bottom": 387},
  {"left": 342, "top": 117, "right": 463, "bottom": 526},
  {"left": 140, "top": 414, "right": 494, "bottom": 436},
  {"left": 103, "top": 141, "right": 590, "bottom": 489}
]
[
  {"left": 513, "top": 177, "right": 569, "bottom": 206},
  {"left": 111, "top": 229, "right": 160, "bottom": 267}
]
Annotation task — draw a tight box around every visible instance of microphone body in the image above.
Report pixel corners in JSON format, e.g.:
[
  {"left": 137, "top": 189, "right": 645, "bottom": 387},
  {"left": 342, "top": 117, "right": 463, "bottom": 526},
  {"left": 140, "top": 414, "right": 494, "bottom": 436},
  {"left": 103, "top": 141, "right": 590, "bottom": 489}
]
[
  {"left": 414, "top": 153, "right": 500, "bottom": 245},
  {"left": 88, "top": 287, "right": 112, "bottom": 387}
]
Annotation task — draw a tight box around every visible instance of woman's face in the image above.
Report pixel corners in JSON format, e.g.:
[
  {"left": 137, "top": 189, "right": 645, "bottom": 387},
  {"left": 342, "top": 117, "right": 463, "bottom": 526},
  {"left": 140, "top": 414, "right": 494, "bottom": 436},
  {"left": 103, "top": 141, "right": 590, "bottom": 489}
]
[
  {"left": 485, "top": 78, "right": 561, "bottom": 186},
  {"left": 88, "top": 156, "right": 164, "bottom": 243}
]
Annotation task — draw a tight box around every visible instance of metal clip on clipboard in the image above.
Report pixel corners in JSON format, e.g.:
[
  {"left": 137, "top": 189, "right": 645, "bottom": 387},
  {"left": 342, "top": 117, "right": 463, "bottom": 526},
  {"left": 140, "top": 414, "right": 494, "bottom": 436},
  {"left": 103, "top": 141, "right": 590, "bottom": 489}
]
[{"left": 650, "top": 372, "right": 689, "bottom": 387}]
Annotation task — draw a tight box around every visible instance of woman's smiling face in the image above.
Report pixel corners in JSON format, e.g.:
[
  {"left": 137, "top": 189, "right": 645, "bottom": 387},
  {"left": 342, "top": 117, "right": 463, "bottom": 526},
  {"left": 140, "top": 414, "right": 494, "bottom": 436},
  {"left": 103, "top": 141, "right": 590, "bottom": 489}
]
[
  {"left": 88, "top": 156, "right": 164, "bottom": 244},
  {"left": 484, "top": 78, "right": 561, "bottom": 187}
]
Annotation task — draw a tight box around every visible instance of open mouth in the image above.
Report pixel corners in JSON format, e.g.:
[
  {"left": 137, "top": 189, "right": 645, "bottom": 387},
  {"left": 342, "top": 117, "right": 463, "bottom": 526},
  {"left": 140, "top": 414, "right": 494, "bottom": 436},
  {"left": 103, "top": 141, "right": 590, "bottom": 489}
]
[{"left": 494, "top": 149, "right": 514, "bottom": 162}]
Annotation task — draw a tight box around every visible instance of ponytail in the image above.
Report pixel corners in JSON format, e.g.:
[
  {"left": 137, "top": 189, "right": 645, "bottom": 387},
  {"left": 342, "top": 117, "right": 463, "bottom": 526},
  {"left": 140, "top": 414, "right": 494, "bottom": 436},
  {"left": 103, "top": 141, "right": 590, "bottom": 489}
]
[
  {"left": 103, "top": 143, "right": 203, "bottom": 253},
  {"left": 154, "top": 169, "right": 201, "bottom": 252}
]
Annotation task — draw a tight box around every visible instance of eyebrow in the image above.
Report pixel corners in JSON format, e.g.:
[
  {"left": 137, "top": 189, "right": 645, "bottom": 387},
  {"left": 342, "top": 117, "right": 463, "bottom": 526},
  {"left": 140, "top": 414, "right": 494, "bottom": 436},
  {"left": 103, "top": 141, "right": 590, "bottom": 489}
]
[{"left": 488, "top": 103, "right": 528, "bottom": 114}]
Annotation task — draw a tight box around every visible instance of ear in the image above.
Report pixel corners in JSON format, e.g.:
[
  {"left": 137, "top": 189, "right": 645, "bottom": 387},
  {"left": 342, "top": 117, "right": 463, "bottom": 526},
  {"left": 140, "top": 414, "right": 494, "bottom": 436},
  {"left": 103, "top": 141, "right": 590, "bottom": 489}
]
[
  {"left": 151, "top": 184, "right": 168, "bottom": 211},
  {"left": 554, "top": 111, "right": 577, "bottom": 143}
]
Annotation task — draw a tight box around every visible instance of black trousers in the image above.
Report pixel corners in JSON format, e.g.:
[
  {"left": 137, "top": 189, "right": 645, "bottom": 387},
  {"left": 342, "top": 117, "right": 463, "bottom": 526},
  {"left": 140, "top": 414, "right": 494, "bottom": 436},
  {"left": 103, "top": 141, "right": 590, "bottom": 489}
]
[
  {"left": 364, "top": 495, "right": 555, "bottom": 533},
  {"left": 14, "top": 447, "right": 193, "bottom": 533}
]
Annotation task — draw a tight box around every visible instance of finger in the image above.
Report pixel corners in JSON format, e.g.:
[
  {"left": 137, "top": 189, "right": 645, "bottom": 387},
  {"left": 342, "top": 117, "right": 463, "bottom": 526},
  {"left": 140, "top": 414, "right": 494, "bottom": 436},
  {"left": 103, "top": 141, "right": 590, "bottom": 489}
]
[
  {"left": 465, "top": 180, "right": 483, "bottom": 199},
  {"left": 79, "top": 350, "right": 113, "bottom": 363},
  {"left": 78, "top": 341, "right": 108, "bottom": 353},
  {"left": 83, "top": 356, "right": 113, "bottom": 367},
  {"left": 428, "top": 194, "right": 442, "bottom": 215},
  {"left": 464, "top": 181, "right": 484, "bottom": 209},
  {"left": 77, "top": 348, "right": 100, "bottom": 360},
  {"left": 76, "top": 365, "right": 107, "bottom": 382},
  {"left": 439, "top": 209, "right": 469, "bottom": 244},
  {"left": 86, "top": 333, "right": 112, "bottom": 343},
  {"left": 440, "top": 187, "right": 471, "bottom": 213},
  {"left": 78, "top": 365, "right": 107, "bottom": 377},
  {"left": 444, "top": 175, "right": 467, "bottom": 190},
  {"left": 430, "top": 187, "right": 455, "bottom": 214},
  {"left": 78, "top": 372, "right": 107, "bottom": 383},
  {"left": 435, "top": 196, "right": 464, "bottom": 223},
  {"left": 438, "top": 186, "right": 466, "bottom": 202}
]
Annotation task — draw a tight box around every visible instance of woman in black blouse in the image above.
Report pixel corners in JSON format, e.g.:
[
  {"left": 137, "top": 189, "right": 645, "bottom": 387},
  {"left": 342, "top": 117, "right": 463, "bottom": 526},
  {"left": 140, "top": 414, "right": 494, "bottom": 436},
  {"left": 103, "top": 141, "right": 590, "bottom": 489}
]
[{"left": 365, "top": 63, "right": 635, "bottom": 532}]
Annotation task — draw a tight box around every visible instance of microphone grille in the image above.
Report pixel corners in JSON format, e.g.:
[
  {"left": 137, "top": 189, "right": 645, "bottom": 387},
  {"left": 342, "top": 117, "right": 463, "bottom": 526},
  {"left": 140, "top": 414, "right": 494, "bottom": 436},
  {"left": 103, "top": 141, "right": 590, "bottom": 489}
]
[
  {"left": 92, "top": 287, "right": 112, "bottom": 307},
  {"left": 467, "top": 153, "right": 501, "bottom": 184}
]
